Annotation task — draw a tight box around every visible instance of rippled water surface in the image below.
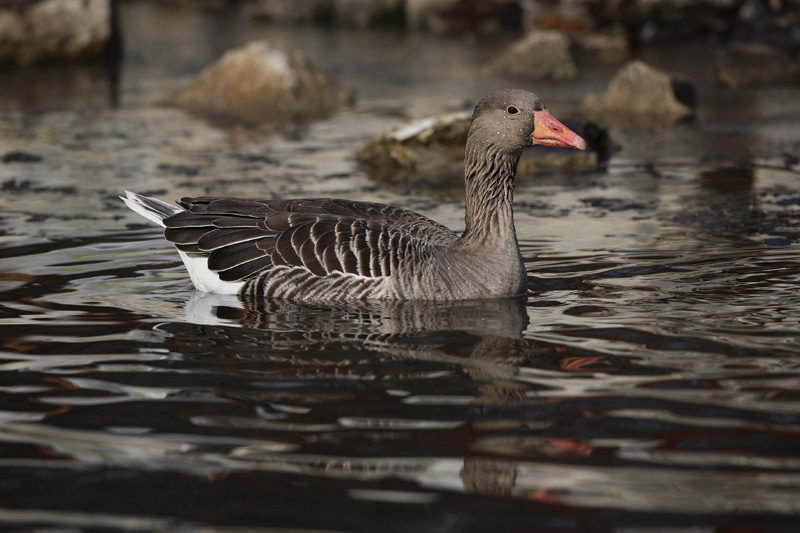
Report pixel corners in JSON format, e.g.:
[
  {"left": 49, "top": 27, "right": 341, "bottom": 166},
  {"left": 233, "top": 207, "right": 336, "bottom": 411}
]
[{"left": 1, "top": 3, "right": 800, "bottom": 531}]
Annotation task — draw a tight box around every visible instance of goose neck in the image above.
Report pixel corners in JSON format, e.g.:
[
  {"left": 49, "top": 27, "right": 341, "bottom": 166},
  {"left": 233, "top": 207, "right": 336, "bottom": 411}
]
[{"left": 460, "top": 143, "right": 520, "bottom": 245}]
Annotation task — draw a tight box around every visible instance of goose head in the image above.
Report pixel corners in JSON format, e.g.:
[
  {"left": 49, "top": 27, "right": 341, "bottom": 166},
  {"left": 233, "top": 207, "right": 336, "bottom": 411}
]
[{"left": 468, "top": 88, "right": 587, "bottom": 155}]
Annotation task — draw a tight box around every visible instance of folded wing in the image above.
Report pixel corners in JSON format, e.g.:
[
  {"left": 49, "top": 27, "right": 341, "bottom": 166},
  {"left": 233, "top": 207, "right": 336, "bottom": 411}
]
[{"left": 163, "top": 197, "right": 458, "bottom": 284}]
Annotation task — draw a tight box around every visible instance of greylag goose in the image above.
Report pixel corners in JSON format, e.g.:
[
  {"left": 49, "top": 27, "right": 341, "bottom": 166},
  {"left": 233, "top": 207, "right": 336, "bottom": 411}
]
[{"left": 122, "top": 89, "right": 586, "bottom": 301}]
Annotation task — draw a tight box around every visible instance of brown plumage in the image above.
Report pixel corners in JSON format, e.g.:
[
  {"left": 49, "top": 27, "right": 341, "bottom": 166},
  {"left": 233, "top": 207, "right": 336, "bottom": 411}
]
[{"left": 122, "top": 89, "right": 586, "bottom": 301}]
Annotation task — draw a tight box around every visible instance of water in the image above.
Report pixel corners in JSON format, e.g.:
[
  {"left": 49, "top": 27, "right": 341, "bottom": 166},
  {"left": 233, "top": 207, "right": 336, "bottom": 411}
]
[{"left": 1, "top": 3, "right": 800, "bottom": 531}]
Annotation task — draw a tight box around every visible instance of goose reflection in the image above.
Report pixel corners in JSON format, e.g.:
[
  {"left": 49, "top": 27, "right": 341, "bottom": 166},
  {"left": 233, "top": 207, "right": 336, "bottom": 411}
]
[
  {"left": 153, "top": 292, "right": 554, "bottom": 406},
  {"left": 183, "top": 291, "right": 529, "bottom": 337},
  {"left": 155, "top": 294, "right": 547, "bottom": 500},
  {"left": 163, "top": 293, "right": 538, "bottom": 384}
]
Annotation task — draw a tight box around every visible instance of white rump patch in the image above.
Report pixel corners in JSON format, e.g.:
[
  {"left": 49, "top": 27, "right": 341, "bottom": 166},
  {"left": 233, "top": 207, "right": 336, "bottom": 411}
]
[{"left": 178, "top": 251, "right": 245, "bottom": 295}]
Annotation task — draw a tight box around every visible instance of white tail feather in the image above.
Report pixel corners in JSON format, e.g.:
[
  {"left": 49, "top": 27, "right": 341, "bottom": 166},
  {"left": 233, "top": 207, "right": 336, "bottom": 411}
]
[
  {"left": 121, "top": 191, "right": 245, "bottom": 295},
  {"left": 120, "top": 191, "right": 181, "bottom": 228}
]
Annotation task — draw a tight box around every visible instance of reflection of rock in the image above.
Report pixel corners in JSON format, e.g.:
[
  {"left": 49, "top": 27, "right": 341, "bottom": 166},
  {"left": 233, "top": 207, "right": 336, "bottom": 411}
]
[
  {"left": 161, "top": 40, "right": 344, "bottom": 123},
  {"left": 0, "top": 0, "right": 112, "bottom": 65},
  {"left": 358, "top": 111, "right": 601, "bottom": 187},
  {"left": 490, "top": 30, "right": 577, "bottom": 80},
  {"left": 714, "top": 42, "right": 800, "bottom": 88},
  {"left": 581, "top": 60, "right": 694, "bottom": 128},
  {"left": 671, "top": 166, "right": 800, "bottom": 245}
]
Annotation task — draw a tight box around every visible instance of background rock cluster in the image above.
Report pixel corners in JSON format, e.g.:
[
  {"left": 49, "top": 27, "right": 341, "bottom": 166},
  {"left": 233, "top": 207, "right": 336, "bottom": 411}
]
[{"left": 1, "top": 0, "right": 796, "bottom": 183}]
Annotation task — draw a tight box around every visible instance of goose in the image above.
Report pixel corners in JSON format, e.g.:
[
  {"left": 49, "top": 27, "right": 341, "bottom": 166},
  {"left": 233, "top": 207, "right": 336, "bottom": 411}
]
[{"left": 122, "top": 89, "right": 586, "bottom": 301}]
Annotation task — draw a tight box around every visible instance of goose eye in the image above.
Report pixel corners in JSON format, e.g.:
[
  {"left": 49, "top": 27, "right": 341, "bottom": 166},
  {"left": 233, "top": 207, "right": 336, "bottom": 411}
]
[{"left": 506, "top": 106, "right": 519, "bottom": 115}]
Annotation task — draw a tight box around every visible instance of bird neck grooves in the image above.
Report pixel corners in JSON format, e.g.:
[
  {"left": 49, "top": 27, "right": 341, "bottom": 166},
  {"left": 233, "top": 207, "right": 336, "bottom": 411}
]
[{"left": 459, "top": 142, "right": 520, "bottom": 247}]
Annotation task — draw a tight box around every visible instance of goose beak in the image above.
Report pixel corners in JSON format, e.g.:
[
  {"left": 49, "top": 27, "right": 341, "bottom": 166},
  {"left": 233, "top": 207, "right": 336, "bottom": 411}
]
[{"left": 532, "top": 110, "right": 587, "bottom": 150}]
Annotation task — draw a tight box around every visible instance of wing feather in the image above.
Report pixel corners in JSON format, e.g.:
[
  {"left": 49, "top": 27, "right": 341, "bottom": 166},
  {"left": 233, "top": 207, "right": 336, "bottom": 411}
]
[
  {"left": 158, "top": 196, "right": 459, "bottom": 287},
  {"left": 218, "top": 256, "right": 274, "bottom": 282},
  {"left": 197, "top": 228, "right": 266, "bottom": 252},
  {"left": 208, "top": 240, "right": 269, "bottom": 272}
]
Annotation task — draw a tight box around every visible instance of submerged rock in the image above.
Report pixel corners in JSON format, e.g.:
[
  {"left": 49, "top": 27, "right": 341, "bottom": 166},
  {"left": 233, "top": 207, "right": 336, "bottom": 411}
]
[
  {"left": 358, "top": 110, "right": 600, "bottom": 188},
  {"left": 581, "top": 60, "right": 694, "bottom": 128},
  {"left": 0, "top": 0, "right": 112, "bottom": 65},
  {"left": 161, "top": 40, "right": 344, "bottom": 123},
  {"left": 490, "top": 29, "right": 578, "bottom": 80},
  {"left": 715, "top": 42, "right": 800, "bottom": 88}
]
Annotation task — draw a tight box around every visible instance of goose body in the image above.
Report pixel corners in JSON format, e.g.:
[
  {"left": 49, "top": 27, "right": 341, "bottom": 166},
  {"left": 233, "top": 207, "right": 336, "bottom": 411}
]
[{"left": 123, "top": 89, "right": 586, "bottom": 301}]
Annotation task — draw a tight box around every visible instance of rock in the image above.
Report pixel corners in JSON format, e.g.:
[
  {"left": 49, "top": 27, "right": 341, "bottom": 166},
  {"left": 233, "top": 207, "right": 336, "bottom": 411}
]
[
  {"left": 357, "top": 111, "right": 472, "bottom": 186},
  {"left": 0, "top": 0, "right": 112, "bottom": 65},
  {"left": 332, "top": 0, "right": 405, "bottom": 27},
  {"left": 490, "top": 30, "right": 577, "bottom": 80},
  {"left": 358, "top": 110, "right": 599, "bottom": 188},
  {"left": 161, "top": 40, "right": 344, "bottom": 123},
  {"left": 250, "top": 0, "right": 334, "bottom": 25},
  {"left": 405, "top": 0, "right": 523, "bottom": 33},
  {"left": 250, "top": 0, "right": 405, "bottom": 27},
  {"left": 714, "top": 42, "right": 800, "bottom": 88},
  {"left": 578, "top": 26, "right": 630, "bottom": 62},
  {"left": 523, "top": 0, "right": 595, "bottom": 34},
  {"left": 581, "top": 60, "right": 694, "bottom": 128}
]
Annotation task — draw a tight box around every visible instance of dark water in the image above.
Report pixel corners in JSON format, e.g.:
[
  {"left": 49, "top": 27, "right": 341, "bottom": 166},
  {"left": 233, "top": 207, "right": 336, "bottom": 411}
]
[{"left": 1, "top": 3, "right": 800, "bottom": 531}]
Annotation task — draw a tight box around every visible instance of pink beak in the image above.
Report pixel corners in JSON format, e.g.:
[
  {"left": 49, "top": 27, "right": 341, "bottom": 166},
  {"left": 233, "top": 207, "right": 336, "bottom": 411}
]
[{"left": 532, "top": 110, "right": 587, "bottom": 150}]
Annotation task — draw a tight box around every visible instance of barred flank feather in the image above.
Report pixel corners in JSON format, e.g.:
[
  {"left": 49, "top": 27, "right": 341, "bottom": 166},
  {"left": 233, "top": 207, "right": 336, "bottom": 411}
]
[{"left": 123, "top": 89, "right": 585, "bottom": 300}]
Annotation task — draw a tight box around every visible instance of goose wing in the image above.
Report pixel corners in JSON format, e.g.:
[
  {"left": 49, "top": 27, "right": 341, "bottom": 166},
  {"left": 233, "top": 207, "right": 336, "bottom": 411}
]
[{"left": 162, "top": 197, "right": 458, "bottom": 283}]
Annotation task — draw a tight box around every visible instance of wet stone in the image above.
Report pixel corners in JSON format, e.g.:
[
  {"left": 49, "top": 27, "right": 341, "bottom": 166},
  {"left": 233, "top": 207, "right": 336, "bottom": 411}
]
[
  {"left": 490, "top": 29, "right": 578, "bottom": 80},
  {"left": 161, "top": 40, "right": 345, "bottom": 123},
  {"left": 0, "top": 0, "right": 112, "bottom": 65},
  {"left": 358, "top": 111, "right": 601, "bottom": 187},
  {"left": 405, "top": 0, "right": 523, "bottom": 33},
  {"left": 251, "top": 0, "right": 406, "bottom": 27},
  {"left": 581, "top": 60, "right": 695, "bottom": 128},
  {"left": 578, "top": 27, "right": 631, "bottom": 62}
]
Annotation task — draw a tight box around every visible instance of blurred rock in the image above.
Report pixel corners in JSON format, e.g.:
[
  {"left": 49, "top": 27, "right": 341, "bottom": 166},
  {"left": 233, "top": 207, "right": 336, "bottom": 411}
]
[
  {"left": 405, "top": 0, "right": 522, "bottom": 33},
  {"left": 334, "top": 0, "right": 405, "bottom": 26},
  {"left": 358, "top": 110, "right": 599, "bottom": 187},
  {"left": 578, "top": 26, "right": 630, "bottom": 62},
  {"left": 714, "top": 42, "right": 800, "bottom": 88},
  {"left": 490, "top": 29, "right": 577, "bottom": 80},
  {"left": 249, "top": 0, "right": 333, "bottom": 24},
  {"left": 0, "top": 0, "right": 112, "bottom": 65},
  {"left": 523, "top": 0, "right": 595, "bottom": 34},
  {"left": 582, "top": 60, "right": 694, "bottom": 128},
  {"left": 250, "top": 0, "right": 405, "bottom": 27},
  {"left": 161, "top": 40, "right": 345, "bottom": 123}
]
